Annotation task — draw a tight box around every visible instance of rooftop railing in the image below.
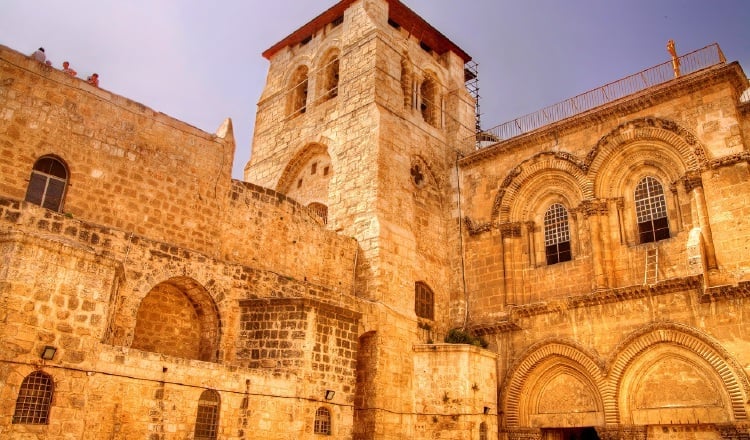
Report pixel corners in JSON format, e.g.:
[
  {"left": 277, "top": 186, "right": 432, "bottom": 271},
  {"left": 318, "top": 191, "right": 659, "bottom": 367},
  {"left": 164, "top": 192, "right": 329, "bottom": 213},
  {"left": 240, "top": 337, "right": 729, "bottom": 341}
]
[{"left": 475, "top": 43, "right": 726, "bottom": 148}]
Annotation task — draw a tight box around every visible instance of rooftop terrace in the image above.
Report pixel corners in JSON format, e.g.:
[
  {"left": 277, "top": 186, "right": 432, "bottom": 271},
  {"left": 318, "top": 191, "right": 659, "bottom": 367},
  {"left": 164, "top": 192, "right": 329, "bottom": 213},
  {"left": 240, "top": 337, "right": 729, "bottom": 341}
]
[{"left": 475, "top": 43, "right": 726, "bottom": 148}]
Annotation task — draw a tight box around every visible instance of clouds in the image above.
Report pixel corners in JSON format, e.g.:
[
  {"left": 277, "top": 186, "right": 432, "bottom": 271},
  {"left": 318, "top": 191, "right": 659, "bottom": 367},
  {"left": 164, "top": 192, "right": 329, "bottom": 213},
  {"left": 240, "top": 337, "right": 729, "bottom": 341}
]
[{"left": 2, "top": 1, "right": 749, "bottom": 179}]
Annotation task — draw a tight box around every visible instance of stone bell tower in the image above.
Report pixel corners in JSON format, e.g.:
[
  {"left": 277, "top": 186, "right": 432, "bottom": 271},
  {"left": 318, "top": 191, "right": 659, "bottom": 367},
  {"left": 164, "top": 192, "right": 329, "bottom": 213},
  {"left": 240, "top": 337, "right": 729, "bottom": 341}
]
[{"left": 245, "top": 0, "right": 478, "bottom": 435}]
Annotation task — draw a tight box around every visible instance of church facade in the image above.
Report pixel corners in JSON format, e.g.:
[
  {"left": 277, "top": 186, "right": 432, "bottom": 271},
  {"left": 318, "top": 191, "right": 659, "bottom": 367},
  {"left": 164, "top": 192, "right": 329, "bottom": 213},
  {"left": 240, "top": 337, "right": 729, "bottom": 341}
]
[{"left": 1, "top": 0, "right": 749, "bottom": 439}]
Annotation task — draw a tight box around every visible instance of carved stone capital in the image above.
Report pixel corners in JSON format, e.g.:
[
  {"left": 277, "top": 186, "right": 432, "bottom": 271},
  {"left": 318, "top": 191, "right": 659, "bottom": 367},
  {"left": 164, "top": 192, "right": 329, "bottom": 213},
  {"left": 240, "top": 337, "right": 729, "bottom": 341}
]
[
  {"left": 578, "top": 199, "right": 608, "bottom": 217},
  {"left": 500, "top": 222, "right": 522, "bottom": 238},
  {"left": 682, "top": 170, "right": 703, "bottom": 193}
]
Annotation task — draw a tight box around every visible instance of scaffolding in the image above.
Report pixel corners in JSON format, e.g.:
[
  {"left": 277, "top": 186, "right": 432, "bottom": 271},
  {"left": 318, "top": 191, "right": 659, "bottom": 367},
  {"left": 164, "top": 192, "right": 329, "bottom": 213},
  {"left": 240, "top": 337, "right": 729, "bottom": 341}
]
[{"left": 464, "top": 61, "right": 481, "bottom": 136}]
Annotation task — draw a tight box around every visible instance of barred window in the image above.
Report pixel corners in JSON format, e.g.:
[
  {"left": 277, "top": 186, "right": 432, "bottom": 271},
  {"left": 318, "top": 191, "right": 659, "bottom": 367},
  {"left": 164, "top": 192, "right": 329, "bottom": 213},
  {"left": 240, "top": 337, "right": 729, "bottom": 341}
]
[
  {"left": 25, "top": 156, "right": 68, "bottom": 212},
  {"left": 314, "top": 407, "right": 331, "bottom": 435},
  {"left": 13, "top": 371, "right": 53, "bottom": 424},
  {"left": 194, "top": 390, "right": 220, "bottom": 440},
  {"left": 415, "top": 281, "right": 434, "bottom": 320},
  {"left": 544, "top": 203, "right": 572, "bottom": 265},
  {"left": 635, "top": 176, "right": 670, "bottom": 243},
  {"left": 479, "top": 421, "right": 488, "bottom": 440}
]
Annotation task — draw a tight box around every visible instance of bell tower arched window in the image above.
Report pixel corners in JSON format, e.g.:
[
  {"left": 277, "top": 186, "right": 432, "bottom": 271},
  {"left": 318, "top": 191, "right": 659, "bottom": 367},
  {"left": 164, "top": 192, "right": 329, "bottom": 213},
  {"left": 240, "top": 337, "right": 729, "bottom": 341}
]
[
  {"left": 25, "top": 156, "right": 68, "bottom": 212},
  {"left": 544, "top": 203, "right": 572, "bottom": 265},
  {"left": 420, "top": 74, "right": 438, "bottom": 127},
  {"left": 321, "top": 51, "right": 339, "bottom": 100},
  {"left": 289, "top": 66, "right": 309, "bottom": 116},
  {"left": 635, "top": 176, "right": 670, "bottom": 243}
]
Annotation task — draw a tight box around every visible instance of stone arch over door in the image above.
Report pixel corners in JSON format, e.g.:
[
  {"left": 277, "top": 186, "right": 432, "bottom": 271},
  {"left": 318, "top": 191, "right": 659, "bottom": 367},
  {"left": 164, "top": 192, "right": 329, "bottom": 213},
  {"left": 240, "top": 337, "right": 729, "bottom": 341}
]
[
  {"left": 608, "top": 324, "right": 749, "bottom": 425},
  {"left": 503, "top": 341, "right": 609, "bottom": 429},
  {"left": 131, "top": 276, "right": 221, "bottom": 362}
]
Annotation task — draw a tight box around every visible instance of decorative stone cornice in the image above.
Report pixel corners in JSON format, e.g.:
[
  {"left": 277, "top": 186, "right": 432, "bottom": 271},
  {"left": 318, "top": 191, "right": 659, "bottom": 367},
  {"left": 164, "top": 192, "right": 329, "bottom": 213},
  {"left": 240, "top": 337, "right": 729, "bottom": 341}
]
[
  {"left": 707, "top": 151, "right": 750, "bottom": 170},
  {"left": 577, "top": 199, "right": 609, "bottom": 217},
  {"left": 471, "top": 320, "right": 521, "bottom": 336},
  {"left": 700, "top": 280, "right": 750, "bottom": 303},
  {"left": 464, "top": 216, "right": 493, "bottom": 236}
]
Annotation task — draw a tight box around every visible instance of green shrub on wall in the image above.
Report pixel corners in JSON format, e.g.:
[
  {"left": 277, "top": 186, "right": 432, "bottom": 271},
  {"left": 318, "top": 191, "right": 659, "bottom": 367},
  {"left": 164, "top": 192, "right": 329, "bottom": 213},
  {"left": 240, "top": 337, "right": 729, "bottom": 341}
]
[{"left": 444, "top": 328, "right": 488, "bottom": 348}]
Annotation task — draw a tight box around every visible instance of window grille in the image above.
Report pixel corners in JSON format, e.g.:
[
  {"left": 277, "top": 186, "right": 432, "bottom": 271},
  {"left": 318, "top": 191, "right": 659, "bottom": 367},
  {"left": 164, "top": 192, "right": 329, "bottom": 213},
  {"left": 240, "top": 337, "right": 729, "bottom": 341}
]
[
  {"left": 544, "top": 203, "right": 572, "bottom": 265},
  {"left": 635, "top": 176, "right": 670, "bottom": 243},
  {"left": 415, "top": 282, "right": 434, "bottom": 320},
  {"left": 314, "top": 407, "right": 331, "bottom": 435},
  {"left": 13, "top": 371, "right": 53, "bottom": 424},
  {"left": 194, "top": 390, "right": 220, "bottom": 440},
  {"left": 25, "top": 156, "right": 68, "bottom": 212}
]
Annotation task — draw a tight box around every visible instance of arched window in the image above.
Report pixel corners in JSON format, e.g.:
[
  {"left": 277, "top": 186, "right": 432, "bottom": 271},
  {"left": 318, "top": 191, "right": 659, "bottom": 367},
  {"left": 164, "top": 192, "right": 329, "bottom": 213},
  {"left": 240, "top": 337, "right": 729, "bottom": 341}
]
[
  {"left": 321, "top": 52, "right": 339, "bottom": 100},
  {"left": 13, "top": 371, "right": 53, "bottom": 425},
  {"left": 544, "top": 203, "right": 572, "bottom": 265},
  {"left": 415, "top": 281, "right": 434, "bottom": 320},
  {"left": 314, "top": 407, "right": 331, "bottom": 435},
  {"left": 420, "top": 74, "right": 438, "bottom": 127},
  {"left": 635, "top": 176, "right": 670, "bottom": 243},
  {"left": 479, "top": 421, "right": 488, "bottom": 440},
  {"left": 289, "top": 66, "right": 309, "bottom": 116},
  {"left": 194, "top": 390, "right": 220, "bottom": 440},
  {"left": 25, "top": 156, "right": 68, "bottom": 212}
]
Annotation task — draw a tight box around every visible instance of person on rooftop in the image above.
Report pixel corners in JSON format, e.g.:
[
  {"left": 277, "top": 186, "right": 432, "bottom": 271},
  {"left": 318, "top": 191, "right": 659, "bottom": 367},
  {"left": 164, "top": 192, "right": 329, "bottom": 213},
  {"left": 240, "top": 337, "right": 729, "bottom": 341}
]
[
  {"left": 62, "top": 61, "right": 77, "bottom": 77},
  {"left": 31, "top": 47, "right": 45, "bottom": 63},
  {"left": 86, "top": 73, "right": 99, "bottom": 87}
]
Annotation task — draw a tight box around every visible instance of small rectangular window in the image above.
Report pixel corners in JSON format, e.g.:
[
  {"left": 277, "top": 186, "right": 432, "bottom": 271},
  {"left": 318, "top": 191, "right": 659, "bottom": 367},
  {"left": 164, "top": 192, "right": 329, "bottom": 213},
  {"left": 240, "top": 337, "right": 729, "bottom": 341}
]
[
  {"left": 331, "top": 16, "right": 343, "bottom": 27},
  {"left": 300, "top": 35, "right": 312, "bottom": 46},
  {"left": 388, "top": 18, "right": 401, "bottom": 29}
]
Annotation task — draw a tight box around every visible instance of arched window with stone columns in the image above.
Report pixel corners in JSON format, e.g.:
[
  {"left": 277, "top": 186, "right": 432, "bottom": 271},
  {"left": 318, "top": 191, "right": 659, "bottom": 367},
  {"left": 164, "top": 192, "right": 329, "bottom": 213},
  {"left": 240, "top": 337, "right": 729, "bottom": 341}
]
[
  {"left": 634, "top": 176, "right": 670, "bottom": 244},
  {"left": 544, "top": 203, "right": 572, "bottom": 265}
]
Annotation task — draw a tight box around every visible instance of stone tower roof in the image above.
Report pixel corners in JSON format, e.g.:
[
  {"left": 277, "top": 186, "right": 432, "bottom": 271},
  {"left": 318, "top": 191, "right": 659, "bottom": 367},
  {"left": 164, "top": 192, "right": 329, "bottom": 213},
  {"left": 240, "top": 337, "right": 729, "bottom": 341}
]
[{"left": 262, "top": 0, "right": 472, "bottom": 62}]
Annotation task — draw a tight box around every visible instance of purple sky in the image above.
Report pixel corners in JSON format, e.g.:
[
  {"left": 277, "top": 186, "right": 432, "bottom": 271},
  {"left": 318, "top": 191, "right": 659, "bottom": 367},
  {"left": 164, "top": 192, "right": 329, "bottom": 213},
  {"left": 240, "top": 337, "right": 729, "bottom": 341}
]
[{"left": 2, "top": 1, "right": 749, "bottom": 179}]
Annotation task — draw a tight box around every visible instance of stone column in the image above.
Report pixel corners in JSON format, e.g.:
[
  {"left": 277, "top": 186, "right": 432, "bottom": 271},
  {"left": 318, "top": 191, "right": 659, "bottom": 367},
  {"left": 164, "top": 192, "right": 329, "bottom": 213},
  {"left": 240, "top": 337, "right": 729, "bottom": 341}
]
[
  {"left": 525, "top": 221, "right": 537, "bottom": 268},
  {"left": 684, "top": 174, "right": 717, "bottom": 270},
  {"left": 501, "top": 223, "right": 522, "bottom": 305},
  {"left": 580, "top": 199, "right": 607, "bottom": 290}
]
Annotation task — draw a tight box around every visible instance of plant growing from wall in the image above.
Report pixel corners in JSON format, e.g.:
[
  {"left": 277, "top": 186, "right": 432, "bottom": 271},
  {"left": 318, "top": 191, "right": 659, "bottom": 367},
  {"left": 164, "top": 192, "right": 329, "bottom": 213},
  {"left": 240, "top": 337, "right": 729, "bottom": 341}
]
[{"left": 444, "top": 328, "right": 488, "bottom": 348}]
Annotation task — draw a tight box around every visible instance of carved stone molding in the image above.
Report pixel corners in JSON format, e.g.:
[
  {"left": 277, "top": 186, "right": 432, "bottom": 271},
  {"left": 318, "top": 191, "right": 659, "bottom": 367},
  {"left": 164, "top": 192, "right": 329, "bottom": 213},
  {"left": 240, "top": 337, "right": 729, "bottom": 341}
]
[
  {"left": 578, "top": 199, "right": 609, "bottom": 217},
  {"left": 682, "top": 170, "right": 704, "bottom": 193},
  {"left": 717, "top": 423, "right": 750, "bottom": 440},
  {"left": 504, "top": 427, "right": 542, "bottom": 440}
]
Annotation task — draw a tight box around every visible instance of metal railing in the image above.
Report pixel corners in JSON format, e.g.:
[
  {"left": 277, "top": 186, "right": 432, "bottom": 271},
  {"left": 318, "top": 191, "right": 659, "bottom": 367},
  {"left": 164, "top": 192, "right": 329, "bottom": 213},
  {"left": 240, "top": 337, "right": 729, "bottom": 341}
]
[{"left": 475, "top": 43, "right": 726, "bottom": 148}]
